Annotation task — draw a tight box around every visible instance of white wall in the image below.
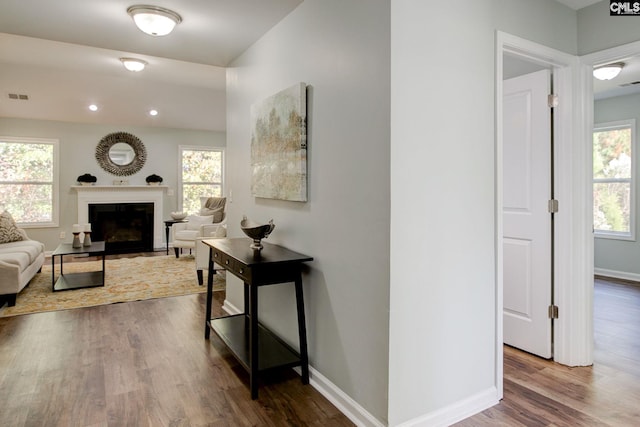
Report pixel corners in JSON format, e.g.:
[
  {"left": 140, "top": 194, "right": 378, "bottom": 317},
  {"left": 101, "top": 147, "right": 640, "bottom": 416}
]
[
  {"left": 225, "top": 0, "right": 390, "bottom": 423},
  {"left": 594, "top": 93, "right": 640, "bottom": 279},
  {"left": 0, "top": 117, "right": 225, "bottom": 251},
  {"left": 389, "top": 0, "right": 577, "bottom": 425},
  {"left": 578, "top": 0, "right": 640, "bottom": 55}
]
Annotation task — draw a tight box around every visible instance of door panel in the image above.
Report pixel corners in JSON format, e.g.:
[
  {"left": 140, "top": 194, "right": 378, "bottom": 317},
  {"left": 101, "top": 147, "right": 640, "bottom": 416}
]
[{"left": 503, "top": 69, "right": 552, "bottom": 359}]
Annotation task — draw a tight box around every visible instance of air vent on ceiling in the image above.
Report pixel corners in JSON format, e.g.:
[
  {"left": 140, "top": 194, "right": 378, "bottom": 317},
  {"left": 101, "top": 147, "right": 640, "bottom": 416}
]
[{"left": 8, "top": 93, "right": 29, "bottom": 100}]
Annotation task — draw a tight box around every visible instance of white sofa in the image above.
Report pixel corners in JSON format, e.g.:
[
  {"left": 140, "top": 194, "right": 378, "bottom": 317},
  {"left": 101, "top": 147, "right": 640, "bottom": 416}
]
[{"left": 0, "top": 238, "right": 45, "bottom": 306}]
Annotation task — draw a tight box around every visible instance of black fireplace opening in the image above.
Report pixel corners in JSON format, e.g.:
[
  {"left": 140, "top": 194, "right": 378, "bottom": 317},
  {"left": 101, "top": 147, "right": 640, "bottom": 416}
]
[{"left": 88, "top": 202, "right": 154, "bottom": 254}]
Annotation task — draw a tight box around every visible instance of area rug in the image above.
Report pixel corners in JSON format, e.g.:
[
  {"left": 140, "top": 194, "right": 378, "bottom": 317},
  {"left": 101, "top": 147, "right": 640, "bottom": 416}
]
[{"left": 0, "top": 255, "right": 225, "bottom": 318}]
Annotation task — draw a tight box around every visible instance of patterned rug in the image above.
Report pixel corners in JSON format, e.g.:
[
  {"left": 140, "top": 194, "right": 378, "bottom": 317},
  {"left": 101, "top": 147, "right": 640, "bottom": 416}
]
[{"left": 0, "top": 255, "right": 225, "bottom": 318}]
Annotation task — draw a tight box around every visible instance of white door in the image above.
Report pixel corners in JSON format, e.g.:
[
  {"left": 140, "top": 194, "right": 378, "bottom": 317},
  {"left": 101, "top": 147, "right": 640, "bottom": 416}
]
[{"left": 503, "top": 69, "right": 553, "bottom": 359}]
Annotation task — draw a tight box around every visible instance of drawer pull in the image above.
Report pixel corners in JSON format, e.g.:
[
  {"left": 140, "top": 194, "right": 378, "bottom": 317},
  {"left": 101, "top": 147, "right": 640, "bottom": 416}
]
[
  {"left": 239, "top": 268, "right": 244, "bottom": 274},
  {"left": 225, "top": 260, "right": 229, "bottom": 265},
  {"left": 214, "top": 253, "right": 218, "bottom": 258}
]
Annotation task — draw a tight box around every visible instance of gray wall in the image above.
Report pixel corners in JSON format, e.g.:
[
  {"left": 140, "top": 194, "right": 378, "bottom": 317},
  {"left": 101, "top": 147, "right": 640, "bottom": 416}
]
[
  {"left": 225, "top": 0, "right": 390, "bottom": 422},
  {"left": 0, "top": 117, "right": 225, "bottom": 251},
  {"left": 578, "top": 0, "right": 640, "bottom": 55},
  {"left": 390, "top": 0, "right": 576, "bottom": 425},
  {"left": 594, "top": 93, "right": 640, "bottom": 278}
]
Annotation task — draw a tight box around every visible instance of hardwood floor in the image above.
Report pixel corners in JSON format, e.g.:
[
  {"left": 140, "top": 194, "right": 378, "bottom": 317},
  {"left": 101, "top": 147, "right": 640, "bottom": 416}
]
[
  {"left": 2, "top": 257, "right": 639, "bottom": 426},
  {"left": 456, "top": 278, "right": 640, "bottom": 427},
  {"left": 0, "top": 252, "right": 353, "bottom": 427}
]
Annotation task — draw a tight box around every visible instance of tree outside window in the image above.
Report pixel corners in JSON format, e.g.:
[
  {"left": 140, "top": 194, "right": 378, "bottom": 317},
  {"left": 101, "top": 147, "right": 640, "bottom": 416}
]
[
  {"left": 593, "top": 120, "right": 635, "bottom": 240},
  {"left": 180, "top": 146, "right": 224, "bottom": 214},
  {"left": 0, "top": 137, "right": 59, "bottom": 227}
]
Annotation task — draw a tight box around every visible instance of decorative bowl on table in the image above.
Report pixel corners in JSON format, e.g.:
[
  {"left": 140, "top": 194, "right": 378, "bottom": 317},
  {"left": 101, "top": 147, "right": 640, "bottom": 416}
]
[
  {"left": 240, "top": 216, "right": 275, "bottom": 251},
  {"left": 170, "top": 212, "right": 187, "bottom": 220}
]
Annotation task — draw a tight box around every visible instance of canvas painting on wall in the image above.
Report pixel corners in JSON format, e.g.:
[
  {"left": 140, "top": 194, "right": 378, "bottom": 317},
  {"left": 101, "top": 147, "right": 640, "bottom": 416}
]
[{"left": 250, "top": 82, "right": 307, "bottom": 202}]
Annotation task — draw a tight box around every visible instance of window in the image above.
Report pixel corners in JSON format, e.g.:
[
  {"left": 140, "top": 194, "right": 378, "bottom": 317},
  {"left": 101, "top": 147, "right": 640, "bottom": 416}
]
[
  {"left": 179, "top": 146, "right": 224, "bottom": 214},
  {"left": 0, "top": 137, "right": 59, "bottom": 227},
  {"left": 593, "top": 120, "right": 635, "bottom": 240}
]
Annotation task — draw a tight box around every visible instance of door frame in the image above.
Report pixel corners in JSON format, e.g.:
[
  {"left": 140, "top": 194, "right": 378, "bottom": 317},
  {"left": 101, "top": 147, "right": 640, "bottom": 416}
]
[{"left": 495, "top": 31, "right": 593, "bottom": 398}]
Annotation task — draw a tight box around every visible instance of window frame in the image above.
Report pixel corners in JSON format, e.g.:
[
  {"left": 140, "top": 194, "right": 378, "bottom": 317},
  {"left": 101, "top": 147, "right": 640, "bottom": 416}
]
[
  {"left": 178, "top": 145, "right": 225, "bottom": 213},
  {"left": 0, "top": 136, "right": 60, "bottom": 228},
  {"left": 593, "top": 119, "right": 636, "bottom": 241}
]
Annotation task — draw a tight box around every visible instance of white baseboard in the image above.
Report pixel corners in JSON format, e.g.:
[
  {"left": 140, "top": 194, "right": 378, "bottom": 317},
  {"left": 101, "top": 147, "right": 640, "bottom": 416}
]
[
  {"left": 220, "top": 298, "right": 384, "bottom": 426},
  {"left": 594, "top": 268, "right": 640, "bottom": 283},
  {"left": 222, "top": 298, "right": 242, "bottom": 315},
  {"left": 294, "top": 366, "right": 386, "bottom": 427},
  {"left": 395, "top": 387, "right": 499, "bottom": 427}
]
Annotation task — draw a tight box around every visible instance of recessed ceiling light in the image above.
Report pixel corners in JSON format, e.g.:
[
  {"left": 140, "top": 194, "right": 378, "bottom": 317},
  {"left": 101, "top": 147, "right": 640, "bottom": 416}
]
[
  {"left": 120, "top": 57, "right": 148, "bottom": 72},
  {"left": 149, "top": 109, "right": 158, "bottom": 116},
  {"left": 127, "top": 5, "right": 182, "bottom": 36},
  {"left": 89, "top": 104, "right": 98, "bottom": 112}
]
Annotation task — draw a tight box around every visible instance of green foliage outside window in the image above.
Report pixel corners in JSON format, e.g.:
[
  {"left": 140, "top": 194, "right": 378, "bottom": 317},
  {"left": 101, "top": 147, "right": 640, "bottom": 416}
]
[
  {"left": 181, "top": 148, "right": 223, "bottom": 214},
  {"left": 593, "top": 126, "right": 632, "bottom": 235},
  {"left": 0, "top": 141, "right": 55, "bottom": 223}
]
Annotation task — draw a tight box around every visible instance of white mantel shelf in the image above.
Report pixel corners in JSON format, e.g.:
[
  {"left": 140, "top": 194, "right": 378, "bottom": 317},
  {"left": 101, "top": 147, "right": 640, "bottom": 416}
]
[{"left": 72, "top": 185, "right": 169, "bottom": 190}]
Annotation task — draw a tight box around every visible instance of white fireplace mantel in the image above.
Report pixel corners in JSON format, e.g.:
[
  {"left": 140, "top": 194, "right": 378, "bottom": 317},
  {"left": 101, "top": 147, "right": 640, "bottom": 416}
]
[{"left": 74, "top": 185, "right": 167, "bottom": 249}]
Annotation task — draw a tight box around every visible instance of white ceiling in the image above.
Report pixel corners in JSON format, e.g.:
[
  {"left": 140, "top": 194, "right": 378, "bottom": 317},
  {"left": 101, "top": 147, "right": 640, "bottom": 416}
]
[
  {"left": 0, "top": 0, "right": 302, "bottom": 131},
  {"left": 554, "top": 0, "right": 601, "bottom": 10},
  {"left": 0, "top": 1, "right": 622, "bottom": 131}
]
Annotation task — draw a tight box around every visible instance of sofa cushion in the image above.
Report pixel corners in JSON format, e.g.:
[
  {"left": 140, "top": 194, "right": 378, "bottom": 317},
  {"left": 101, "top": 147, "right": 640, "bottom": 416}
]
[
  {"left": 0, "top": 240, "right": 46, "bottom": 265},
  {"left": 0, "top": 211, "right": 27, "bottom": 244}
]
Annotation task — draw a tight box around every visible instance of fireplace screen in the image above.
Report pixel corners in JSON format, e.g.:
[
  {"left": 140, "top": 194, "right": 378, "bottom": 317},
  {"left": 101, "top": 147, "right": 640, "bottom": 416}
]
[{"left": 88, "top": 202, "right": 154, "bottom": 254}]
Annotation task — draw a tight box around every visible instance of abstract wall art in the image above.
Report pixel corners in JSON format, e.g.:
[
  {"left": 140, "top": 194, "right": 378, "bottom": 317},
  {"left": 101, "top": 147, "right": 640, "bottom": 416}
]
[{"left": 250, "top": 82, "right": 307, "bottom": 202}]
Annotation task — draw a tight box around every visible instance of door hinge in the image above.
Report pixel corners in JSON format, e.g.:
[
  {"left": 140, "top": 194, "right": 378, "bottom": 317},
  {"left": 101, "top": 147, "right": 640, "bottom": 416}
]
[
  {"left": 548, "top": 199, "right": 559, "bottom": 213},
  {"left": 548, "top": 94, "right": 559, "bottom": 108},
  {"left": 548, "top": 304, "right": 559, "bottom": 319}
]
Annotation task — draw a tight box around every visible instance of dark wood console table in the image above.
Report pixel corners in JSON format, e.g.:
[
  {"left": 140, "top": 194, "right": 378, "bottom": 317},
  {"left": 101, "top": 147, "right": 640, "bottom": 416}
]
[{"left": 202, "top": 237, "right": 313, "bottom": 399}]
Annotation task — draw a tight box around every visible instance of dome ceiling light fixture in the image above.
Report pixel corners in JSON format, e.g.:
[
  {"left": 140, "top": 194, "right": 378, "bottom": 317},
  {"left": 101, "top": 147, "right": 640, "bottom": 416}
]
[
  {"left": 593, "top": 62, "right": 625, "bottom": 81},
  {"left": 127, "top": 5, "right": 182, "bottom": 36},
  {"left": 120, "top": 57, "right": 148, "bottom": 72}
]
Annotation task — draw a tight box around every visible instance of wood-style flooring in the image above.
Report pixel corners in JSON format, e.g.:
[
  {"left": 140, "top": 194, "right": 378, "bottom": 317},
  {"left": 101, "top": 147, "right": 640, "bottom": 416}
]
[
  {"left": 1, "top": 255, "right": 639, "bottom": 426},
  {"left": 0, "top": 251, "right": 353, "bottom": 427},
  {"left": 456, "top": 277, "right": 640, "bottom": 427}
]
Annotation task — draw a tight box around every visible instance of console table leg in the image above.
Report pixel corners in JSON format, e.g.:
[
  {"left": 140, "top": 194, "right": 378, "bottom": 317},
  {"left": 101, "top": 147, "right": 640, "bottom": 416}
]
[
  {"left": 250, "top": 284, "right": 259, "bottom": 399},
  {"left": 295, "top": 277, "right": 310, "bottom": 385},
  {"left": 204, "top": 248, "right": 214, "bottom": 339}
]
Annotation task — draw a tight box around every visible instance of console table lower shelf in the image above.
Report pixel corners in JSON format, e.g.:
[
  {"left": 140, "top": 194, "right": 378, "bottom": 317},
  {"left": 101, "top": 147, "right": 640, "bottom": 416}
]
[{"left": 208, "top": 315, "right": 303, "bottom": 372}]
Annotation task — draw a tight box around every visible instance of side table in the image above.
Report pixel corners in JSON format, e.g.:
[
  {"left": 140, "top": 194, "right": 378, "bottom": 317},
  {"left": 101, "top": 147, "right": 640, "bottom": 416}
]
[
  {"left": 51, "top": 241, "right": 106, "bottom": 292},
  {"left": 202, "top": 237, "right": 313, "bottom": 399},
  {"left": 164, "top": 219, "right": 186, "bottom": 255}
]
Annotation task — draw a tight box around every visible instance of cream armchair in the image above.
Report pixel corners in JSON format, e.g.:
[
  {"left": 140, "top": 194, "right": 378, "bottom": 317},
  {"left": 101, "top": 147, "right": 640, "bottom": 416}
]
[
  {"left": 195, "top": 224, "right": 227, "bottom": 285},
  {"left": 171, "top": 196, "right": 226, "bottom": 258}
]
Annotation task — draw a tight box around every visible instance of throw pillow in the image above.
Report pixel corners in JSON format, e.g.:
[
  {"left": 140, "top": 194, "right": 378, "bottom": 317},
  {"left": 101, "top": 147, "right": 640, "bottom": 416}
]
[
  {"left": 199, "top": 206, "right": 225, "bottom": 223},
  {"left": 186, "top": 215, "right": 214, "bottom": 231},
  {"left": 0, "top": 211, "right": 27, "bottom": 244}
]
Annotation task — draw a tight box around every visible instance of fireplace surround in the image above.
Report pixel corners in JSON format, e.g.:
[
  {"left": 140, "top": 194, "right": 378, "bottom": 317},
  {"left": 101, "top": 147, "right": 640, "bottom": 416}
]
[{"left": 74, "top": 186, "right": 165, "bottom": 252}]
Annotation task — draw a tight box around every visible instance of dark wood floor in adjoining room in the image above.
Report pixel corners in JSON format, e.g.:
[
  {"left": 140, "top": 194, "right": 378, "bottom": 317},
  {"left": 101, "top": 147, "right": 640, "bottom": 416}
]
[
  {"left": 456, "top": 277, "right": 640, "bottom": 427},
  {"left": 0, "top": 269, "right": 353, "bottom": 426}
]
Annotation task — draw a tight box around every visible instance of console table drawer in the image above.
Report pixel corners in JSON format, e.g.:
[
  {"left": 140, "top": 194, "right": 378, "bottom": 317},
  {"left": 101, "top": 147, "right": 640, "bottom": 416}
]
[{"left": 212, "top": 249, "right": 251, "bottom": 282}]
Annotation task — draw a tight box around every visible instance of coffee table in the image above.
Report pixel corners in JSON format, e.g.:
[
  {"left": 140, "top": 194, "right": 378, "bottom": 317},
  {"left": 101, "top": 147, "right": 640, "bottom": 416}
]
[{"left": 51, "top": 241, "right": 106, "bottom": 292}]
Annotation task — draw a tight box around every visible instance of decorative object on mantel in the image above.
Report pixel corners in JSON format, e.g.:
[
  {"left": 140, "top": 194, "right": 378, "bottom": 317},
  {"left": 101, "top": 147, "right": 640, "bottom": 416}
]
[
  {"left": 145, "top": 174, "right": 163, "bottom": 185},
  {"left": 250, "top": 82, "right": 308, "bottom": 202},
  {"left": 96, "top": 131, "right": 147, "bottom": 176},
  {"left": 240, "top": 216, "right": 275, "bottom": 251},
  {"left": 170, "top": 211, "right": 187, "bottom": 220},
  {"left": 71, "top": 224, "right": 83, "bottom": 248},
  {"left": 83, "top": 223, "right": 92, "bottom": 246},
  {"left": 77, "top": 173, "right": 97, "bottom": 185}
]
